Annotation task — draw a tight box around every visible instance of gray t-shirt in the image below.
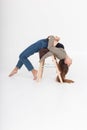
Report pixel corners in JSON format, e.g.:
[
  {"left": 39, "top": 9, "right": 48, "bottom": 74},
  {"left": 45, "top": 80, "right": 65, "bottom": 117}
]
[{"left": 40, "top": 35, "right": 67, "bottom": 61}]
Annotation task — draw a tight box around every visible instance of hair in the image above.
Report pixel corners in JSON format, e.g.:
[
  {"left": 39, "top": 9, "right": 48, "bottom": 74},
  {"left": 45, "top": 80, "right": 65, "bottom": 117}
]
[{"left": 56, "top": 59, "right": 74, "bottom": 83}]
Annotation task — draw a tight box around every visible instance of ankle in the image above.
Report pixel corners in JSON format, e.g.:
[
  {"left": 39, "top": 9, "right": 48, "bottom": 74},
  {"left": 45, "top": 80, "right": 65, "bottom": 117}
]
[
  {"left": 32, "top": 69, "right": 37, "bottom": 73},
  {"left": 31, "top": 69, "right": 38, "bottom": 79}
]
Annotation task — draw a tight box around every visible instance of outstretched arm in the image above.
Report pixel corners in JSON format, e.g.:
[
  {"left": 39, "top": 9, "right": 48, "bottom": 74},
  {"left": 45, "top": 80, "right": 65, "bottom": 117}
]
[
  {"left": 40, "top": 36, "right": 67, "bottom": 61},
  {"left": 48, "top": 36, "right": 67, "bottom": 60},
  {"left": 40, "top": 36, "right": 72, "bottom": 66},
  {"left": 48, "top": 35, "right": 60, "bottom": 48},
  {"left": 48, "top": 36, "right": 72, "bottom": 66}
]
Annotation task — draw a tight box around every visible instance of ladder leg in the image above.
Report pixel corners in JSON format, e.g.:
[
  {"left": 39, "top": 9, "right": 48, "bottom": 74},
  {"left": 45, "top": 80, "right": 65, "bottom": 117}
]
[{"left": 52, "top": 56, "right": 63, "bottom": 83}]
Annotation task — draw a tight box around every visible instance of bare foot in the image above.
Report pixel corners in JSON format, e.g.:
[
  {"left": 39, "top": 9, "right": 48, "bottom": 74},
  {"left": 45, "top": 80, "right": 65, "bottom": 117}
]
[
  {"left": 9, "top": 67, "right": 18, "bottom": 77},
  {"left": 32, "top": 69, "right": 38, "bottom": 80}
]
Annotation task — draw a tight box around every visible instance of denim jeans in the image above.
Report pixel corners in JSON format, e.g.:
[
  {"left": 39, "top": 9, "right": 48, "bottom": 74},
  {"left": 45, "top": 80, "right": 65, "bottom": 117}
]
[{"left": 16, "top": 39, "right": 48, "bottom": 71}]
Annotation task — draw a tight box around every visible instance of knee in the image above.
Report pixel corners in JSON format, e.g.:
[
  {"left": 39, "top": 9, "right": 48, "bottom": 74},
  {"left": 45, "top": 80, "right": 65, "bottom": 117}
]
[{"left": 19, "top": 53, "right": 26, "bottom": 60}]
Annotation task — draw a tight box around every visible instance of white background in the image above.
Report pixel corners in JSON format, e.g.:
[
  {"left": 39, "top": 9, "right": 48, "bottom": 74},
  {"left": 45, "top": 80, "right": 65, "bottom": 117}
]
[{"left": 1, "top": 0, "right": 87, "bottom": 130}]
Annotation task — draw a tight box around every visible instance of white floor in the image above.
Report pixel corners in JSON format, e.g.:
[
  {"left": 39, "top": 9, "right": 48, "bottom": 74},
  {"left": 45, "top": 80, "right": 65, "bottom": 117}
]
[{"left": 1, "top": 52, "right": 87, "bottom": 130}]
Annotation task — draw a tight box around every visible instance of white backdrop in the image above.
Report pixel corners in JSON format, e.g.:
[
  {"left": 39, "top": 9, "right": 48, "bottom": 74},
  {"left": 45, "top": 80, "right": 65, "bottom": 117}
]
[{"left": 1, "top": 0, "right": 87, "bottom": 130}]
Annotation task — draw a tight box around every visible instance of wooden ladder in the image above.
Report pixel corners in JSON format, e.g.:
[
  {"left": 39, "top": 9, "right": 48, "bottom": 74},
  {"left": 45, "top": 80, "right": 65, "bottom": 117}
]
[{"left": 37, "top": 55, "right": 63, "bottom": 83}]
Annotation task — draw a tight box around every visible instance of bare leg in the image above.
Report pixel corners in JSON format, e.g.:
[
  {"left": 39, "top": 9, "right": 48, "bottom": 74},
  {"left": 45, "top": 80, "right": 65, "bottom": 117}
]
[
  {"left": 9, "top": 67, "right": 18, "bottom": 77},
  {"left": 31, "top": 69, "right": 38, "bottom": 80}
]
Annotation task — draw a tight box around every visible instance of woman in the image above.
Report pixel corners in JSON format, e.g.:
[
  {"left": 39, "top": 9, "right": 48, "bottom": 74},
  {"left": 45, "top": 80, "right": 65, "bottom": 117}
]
[{"left": 9, "top": 35, "right": 72, "bottom": 80}]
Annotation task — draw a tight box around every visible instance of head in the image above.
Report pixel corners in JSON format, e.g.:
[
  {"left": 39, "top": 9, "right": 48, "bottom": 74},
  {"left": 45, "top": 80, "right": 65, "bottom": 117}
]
[
  {"left": 56, "top": 59, "right": 69, "bottom": 82},
  {"left": 64, "top": 56, "right": 72, "bottom": 66}
]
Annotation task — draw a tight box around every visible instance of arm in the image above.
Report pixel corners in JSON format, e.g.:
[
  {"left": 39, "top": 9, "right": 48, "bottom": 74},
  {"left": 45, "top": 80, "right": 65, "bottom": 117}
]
[
  {"left": 39, "top": 36, "right": 57, "bottom": 62},
  {"left": 47, "top": 35, "right": 55, "bottom": 49},
  {"left": 48, "top": 36, "right": 67, "bottom": 60},
  {"left": 40, "top": 36, "right": 72, "bottom": 66},
  {"left": 40, "top": 51, "right": 53, "bottom": 62},
  {"left": 48, "top": 36, "right": 66, "bottom": 59},
  {"left": 49, "top": 47, "right": 67, "bottom": 59},
  {"left": 40, "top": 36, "right": 67, "bottom": 61},
  {"left": 48, "top": 35, "right": 60, "bottom": 49}
]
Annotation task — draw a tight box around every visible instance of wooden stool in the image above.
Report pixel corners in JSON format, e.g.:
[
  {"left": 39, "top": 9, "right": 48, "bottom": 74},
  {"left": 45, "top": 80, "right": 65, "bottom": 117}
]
[{"left": 37, "top": 48, "right": 63, "bottom": 83}]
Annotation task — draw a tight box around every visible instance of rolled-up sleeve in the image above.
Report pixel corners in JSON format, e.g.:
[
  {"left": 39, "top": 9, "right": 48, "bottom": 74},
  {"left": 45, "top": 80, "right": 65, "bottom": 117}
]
[
  {"left": 47, "top": 35, "right": 67, "bottom": 59},
  {"left": 48, "top": 35, "right": 55, "bottom": 49},
  {"left": 49, "top": 47, "right": 67, "bottom": 59}
]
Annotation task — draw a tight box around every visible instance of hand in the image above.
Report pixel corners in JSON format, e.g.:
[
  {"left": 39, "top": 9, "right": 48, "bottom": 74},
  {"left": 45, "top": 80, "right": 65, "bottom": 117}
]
[
  {"left": 54, "top": 36, "right": 60, "bottom": 41},
  {"left": 53, "top": 36, "right": 60, "bottom": 46}
]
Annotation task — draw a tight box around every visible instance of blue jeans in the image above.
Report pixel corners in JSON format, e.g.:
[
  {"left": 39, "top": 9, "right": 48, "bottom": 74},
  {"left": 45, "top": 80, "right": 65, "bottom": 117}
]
[{"left": 16, "top": 39, "right": 48, "bottom": 71}]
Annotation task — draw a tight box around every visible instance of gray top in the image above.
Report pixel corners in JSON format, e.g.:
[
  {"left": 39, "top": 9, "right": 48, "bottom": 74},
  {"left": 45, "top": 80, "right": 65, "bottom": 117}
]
[{"left": 40, "top": 35, "right": 67, "bottom": 61}]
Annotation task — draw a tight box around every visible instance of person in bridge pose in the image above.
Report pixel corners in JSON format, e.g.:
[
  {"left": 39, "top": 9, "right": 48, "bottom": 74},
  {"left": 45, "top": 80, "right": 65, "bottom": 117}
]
[{"left": 9, "top": 35, "right": 72, "bottom": 80}]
